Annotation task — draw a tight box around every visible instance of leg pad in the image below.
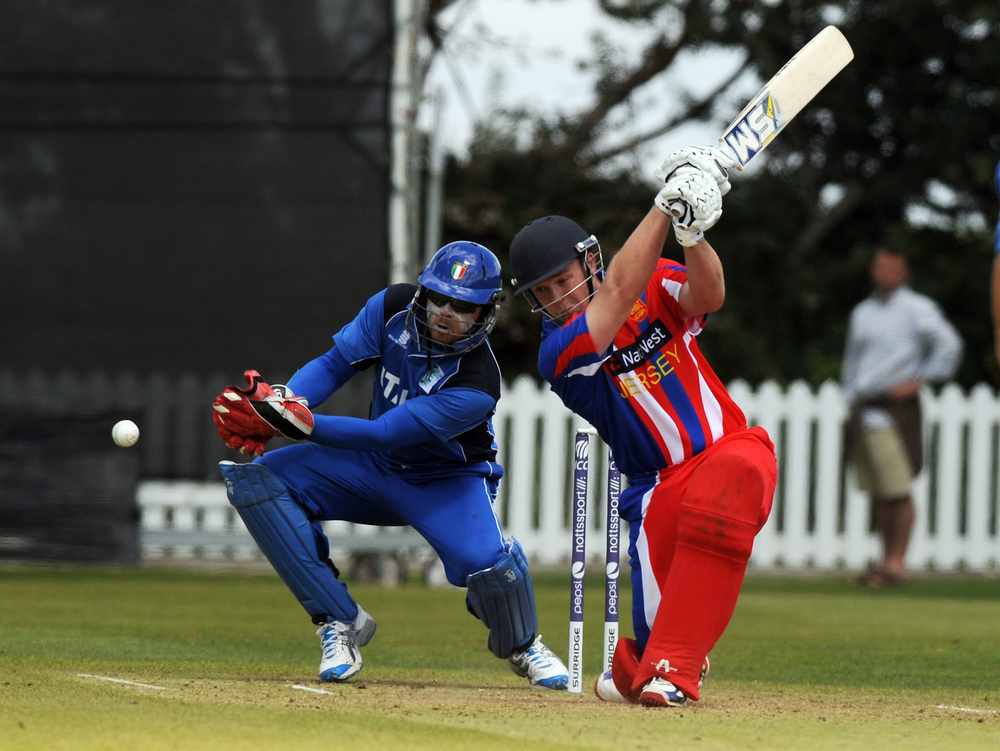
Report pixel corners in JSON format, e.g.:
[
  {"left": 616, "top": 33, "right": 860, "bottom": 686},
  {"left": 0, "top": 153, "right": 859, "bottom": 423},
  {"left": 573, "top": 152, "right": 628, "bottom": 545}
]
[
  {"left": 466, "top": 538, "right": 538, "bottom": 658},
  {"left": 219, "top": 461, "right": 357, "bottom": 623}
]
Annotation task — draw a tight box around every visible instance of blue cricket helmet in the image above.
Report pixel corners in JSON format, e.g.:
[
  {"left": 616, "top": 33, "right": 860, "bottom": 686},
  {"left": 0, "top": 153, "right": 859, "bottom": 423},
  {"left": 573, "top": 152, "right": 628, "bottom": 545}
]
[
  {"left": 410, "top": 241, "right": 503, "bottom": 355},
  {"left": 417, "top": 241, "right": 503, "bottom": 304}
]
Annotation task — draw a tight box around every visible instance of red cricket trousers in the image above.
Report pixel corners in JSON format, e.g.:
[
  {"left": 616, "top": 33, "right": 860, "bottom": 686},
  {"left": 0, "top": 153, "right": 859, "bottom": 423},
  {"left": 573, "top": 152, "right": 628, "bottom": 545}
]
[{"left": 612, "top": 426, "right": 777, "bottom": 701}]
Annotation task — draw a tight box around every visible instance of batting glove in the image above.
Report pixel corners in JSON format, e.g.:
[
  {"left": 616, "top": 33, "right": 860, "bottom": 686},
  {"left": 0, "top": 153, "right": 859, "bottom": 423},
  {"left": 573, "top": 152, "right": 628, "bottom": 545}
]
[
  {"left": 654, "top": 170, "right": 723, "bottom": 247},
  {"left": 656, "top": 145, "right": 733, "bottom": 197}
]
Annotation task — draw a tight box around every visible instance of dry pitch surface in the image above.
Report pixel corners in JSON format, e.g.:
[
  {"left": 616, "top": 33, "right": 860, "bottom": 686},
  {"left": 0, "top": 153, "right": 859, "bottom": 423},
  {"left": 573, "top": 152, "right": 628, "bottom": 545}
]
[{"left": 2, "top": 566, "right": 998, "bottom": 750}]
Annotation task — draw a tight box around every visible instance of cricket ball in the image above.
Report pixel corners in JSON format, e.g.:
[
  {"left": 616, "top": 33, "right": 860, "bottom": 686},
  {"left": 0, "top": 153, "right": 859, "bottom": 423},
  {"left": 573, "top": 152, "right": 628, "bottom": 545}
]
[{"left": 112, "top": 419, "right": 140, "bottom": 448}]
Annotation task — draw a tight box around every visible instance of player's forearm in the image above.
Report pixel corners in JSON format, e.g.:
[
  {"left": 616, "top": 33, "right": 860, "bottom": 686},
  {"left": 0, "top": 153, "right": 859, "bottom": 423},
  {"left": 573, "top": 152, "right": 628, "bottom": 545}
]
[
  {"left": 606, "top": 209, "right": 671, "bottom": 300},
  {"left": 587, "top": 208, "right": 670, "bottom": 351},
  {"left": 311, "top": 408, "right": 432, "bottom": 451},
  {"left": 287, "top": 347, "right": 356, "bottom": 407},
  {"left": 680, "top": 239, "right": 725, "bottom": 316}
]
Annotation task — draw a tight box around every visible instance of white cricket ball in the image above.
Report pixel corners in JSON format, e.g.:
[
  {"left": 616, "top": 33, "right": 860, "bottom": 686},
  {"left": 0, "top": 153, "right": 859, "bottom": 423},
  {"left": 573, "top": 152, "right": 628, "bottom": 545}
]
[{"left": 112, "top": 419, "right": 140, "bottom": 448}]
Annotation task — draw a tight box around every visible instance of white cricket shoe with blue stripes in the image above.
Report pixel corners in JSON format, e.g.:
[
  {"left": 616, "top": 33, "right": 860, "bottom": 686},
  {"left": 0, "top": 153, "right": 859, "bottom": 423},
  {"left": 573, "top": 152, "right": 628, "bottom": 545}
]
[
  {"left": 595, "top": 656, "right": 711, "bottom": 704},
  {"left": 508, "top": 634, "right": 569, "bottom": 690},
  {"left": 316, "top": 606, "right": 376, "bottom": 682},
  {"left": 639, "top": 676, "right": 689, "bottom": 707}
]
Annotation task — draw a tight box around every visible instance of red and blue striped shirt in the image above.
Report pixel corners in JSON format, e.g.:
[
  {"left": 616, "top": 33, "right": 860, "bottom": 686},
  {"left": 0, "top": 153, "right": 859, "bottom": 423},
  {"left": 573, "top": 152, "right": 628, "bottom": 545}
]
[{"left": 539, "top": 259, "right": 747, "bottom": 480}]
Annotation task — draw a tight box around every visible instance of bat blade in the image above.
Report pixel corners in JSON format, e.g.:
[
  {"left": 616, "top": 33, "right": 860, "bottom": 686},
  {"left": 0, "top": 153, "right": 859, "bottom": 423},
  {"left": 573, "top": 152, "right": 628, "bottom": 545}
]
[{"left": 718, "top": 25, "right": 854, "bottom": 171}]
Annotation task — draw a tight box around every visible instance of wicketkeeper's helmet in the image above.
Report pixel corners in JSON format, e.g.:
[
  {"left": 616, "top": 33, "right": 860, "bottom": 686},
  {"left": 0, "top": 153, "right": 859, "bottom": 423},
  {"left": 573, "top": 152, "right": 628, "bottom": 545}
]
[{"left": 409, "top": 241, "right": 503, "bottom": 355}]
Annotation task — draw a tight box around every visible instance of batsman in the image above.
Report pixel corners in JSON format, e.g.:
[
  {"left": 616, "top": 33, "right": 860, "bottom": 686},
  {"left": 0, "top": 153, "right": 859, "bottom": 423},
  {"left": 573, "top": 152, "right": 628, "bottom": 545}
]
[
  {"left": 210, "top": 241, "right": 568, "bottom": 689},
  {"left": 509, "top": 148, "right": 777, "bottom": 707}
]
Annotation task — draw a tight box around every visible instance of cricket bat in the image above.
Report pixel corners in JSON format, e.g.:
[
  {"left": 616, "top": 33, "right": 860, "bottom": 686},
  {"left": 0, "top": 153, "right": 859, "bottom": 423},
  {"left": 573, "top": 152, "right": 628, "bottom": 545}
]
[
  {"left": 667, "top": 25, "right": 853, "bottom": 224},
  {"left": 717, "top": 25, "right": 854, "bottom": 171}
]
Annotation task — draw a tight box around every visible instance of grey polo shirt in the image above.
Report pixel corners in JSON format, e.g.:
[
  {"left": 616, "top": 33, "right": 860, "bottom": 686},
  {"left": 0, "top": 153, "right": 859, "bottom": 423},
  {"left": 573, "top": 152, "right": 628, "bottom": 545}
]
[{"left": 841, "top": 286, "right": 962, "bottom": 428}]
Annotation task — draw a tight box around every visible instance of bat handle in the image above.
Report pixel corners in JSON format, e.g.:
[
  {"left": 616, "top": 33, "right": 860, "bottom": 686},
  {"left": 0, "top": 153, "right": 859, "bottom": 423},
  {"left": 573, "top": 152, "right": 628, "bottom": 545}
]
[{"left": 667, "top": 199, "right": 688, "bottom": 221}]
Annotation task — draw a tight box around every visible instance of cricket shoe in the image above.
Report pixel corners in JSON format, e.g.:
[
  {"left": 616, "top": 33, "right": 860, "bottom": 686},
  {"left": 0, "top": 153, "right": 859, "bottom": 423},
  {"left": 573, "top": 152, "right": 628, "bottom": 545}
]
[
  {"left": 639, "top": 676, "right": 688, "bottom": 707},
  {"left": 595, "top": 657, "right": 710, "bottom": 704},
  {"left": 316, "top": 606, "right": 376, "bottom": 682},
  {"left": 639, "top": 658, "right": 710, "bottom": 708},
  {"left": 508, "top": 634, "right": 569, "bottom": 690},
  {"left": 352, "top": 605, "right": 377, "bottom": 647},
  {"left": 594, "top": 669, "right": 627, "bottom": 703}
]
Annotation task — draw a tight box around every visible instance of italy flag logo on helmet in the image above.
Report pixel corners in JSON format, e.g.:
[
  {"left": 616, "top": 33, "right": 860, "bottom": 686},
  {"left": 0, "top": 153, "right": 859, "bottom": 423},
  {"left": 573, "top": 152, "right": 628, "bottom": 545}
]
[{"left": 450, "top": 260, "right": 471, "bottom": 280}]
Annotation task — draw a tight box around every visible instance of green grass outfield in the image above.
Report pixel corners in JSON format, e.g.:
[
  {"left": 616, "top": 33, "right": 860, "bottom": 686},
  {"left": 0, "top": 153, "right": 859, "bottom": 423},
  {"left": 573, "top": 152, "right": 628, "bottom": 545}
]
[{"left": 1, "top": 565, "right": 999, "bottom": 750}]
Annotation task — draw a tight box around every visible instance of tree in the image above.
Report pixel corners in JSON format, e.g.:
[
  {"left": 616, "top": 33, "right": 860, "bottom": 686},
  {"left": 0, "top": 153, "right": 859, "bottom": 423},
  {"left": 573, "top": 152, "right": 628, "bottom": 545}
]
[{"left": 434, "top": 1, "right": 1000, "bottom": 386}]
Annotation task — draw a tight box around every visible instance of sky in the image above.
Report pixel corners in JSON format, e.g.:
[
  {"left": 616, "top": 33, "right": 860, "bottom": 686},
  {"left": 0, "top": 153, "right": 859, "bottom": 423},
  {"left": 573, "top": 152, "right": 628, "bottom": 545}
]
[{"left": 421, "top": 0, "right": 751, "bottom": 166}]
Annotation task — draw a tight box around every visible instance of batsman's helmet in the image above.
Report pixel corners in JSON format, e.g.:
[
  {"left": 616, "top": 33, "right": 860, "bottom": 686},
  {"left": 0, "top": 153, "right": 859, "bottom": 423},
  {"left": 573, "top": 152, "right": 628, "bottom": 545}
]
[
  {"left": 509, "top": 215, "right": 604, "bottom": 320},
  {"left": 409, "top": 241, "right": 503, "bottom": 355}
]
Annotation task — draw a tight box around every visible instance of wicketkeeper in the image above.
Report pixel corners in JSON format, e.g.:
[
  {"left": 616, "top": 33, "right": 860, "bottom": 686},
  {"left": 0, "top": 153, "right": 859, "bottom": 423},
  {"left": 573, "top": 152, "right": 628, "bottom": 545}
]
[
  {"left": 509, "top": 148, "right": 777, "bottom": 707},
  {"left": 211, "top": 241, "right": 568, "bottom": 688}
]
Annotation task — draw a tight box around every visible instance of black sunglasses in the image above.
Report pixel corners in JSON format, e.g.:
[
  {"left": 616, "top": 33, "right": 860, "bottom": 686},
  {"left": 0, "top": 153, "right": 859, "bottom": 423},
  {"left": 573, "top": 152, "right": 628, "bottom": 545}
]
[{"left": 425, "top": 290, "right": 481, "bottom": 314}]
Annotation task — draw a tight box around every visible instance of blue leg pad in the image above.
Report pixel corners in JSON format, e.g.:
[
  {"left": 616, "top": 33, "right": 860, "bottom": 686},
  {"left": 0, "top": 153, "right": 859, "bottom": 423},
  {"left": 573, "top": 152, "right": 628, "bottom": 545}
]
[
  {"left": 466, "top": 538, "right": 538, "bottom": 658},
  {"left": 219, "top": 461, "right": 357, "bottom": 623}
]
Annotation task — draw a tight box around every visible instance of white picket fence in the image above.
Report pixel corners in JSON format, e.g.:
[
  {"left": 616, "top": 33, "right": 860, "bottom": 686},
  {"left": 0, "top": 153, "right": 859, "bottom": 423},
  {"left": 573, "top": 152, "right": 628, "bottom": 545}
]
[{"left": 138, "top": 377, "right": 1000, "bottom": 572}]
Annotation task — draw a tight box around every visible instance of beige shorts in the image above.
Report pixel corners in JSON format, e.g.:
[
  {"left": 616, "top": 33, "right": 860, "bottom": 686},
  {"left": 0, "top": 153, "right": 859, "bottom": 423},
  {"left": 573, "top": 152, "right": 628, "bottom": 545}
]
[{"left": 854, "top": 426, "right": 914, "bottom": 499}]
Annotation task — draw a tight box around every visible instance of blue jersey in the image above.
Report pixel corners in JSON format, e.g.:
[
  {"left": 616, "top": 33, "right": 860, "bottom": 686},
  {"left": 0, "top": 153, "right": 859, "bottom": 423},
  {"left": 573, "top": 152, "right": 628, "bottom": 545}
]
[{"left": 331, "top": 283, "right": 503, "bottom": 480}]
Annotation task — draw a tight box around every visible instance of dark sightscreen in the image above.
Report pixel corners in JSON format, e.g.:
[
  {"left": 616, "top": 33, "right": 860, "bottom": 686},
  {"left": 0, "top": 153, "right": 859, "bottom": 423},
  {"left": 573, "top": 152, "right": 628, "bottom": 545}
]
[
  {"left": 0, "top": 411, "right": 140, "bottom": 563},
  {"left": 0, "top": 1, "right": 393, "bottom": 377}
]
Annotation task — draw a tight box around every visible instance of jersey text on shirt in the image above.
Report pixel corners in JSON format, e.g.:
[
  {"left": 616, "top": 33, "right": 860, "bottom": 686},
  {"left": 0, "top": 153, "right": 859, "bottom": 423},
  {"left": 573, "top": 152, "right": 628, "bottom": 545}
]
[{"left": 606, "top": 320, "right": 672, "bottom": 375}]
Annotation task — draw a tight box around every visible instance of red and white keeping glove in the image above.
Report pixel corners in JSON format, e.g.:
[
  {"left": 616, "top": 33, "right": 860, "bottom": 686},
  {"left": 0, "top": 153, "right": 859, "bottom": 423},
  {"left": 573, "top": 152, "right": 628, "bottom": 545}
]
[{"left": 211, "top": 370, "right": 314, "bottom": 456}]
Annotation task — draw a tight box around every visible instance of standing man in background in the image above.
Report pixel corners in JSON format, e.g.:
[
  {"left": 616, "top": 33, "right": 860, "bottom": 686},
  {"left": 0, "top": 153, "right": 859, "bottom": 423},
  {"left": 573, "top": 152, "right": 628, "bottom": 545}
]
[{"left": 842, "top": 248, "right": 962, "bottom": 588}]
